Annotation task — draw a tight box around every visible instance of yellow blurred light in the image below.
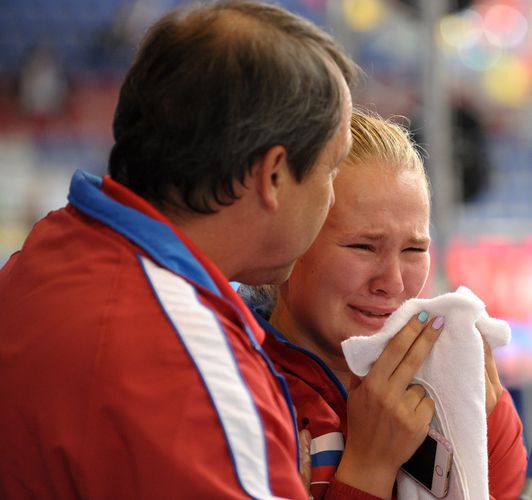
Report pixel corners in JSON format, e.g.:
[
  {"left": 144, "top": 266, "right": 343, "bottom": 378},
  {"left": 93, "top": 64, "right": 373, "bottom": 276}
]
[
  {"left": 439, "top": 9, "right": 483, "bottom": 49},
  {"left": 342, "top": 0, "right": 385, "bottom": 31},
  {"left": 483, "top": 56, "right": 531, "bottom": 106}
]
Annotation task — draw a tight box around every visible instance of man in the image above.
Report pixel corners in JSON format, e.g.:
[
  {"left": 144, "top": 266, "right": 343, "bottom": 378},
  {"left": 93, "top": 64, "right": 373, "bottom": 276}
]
[{"left": 0, "top": 1, "right": 358, "bottom": 498}]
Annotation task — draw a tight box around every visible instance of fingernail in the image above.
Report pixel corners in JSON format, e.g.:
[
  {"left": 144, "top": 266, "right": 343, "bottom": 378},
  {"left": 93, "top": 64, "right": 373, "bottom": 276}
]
[
  {"left": 417, "top": 310, "right": 429, "bottom": 322},
  {"left": 432, "top": 316, "right": 445, "bottom": 330}
]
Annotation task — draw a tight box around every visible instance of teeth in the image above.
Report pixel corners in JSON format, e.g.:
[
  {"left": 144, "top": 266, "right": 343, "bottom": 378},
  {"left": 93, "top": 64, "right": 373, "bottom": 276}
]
[{"left": 360, "top": 309, "right": 388, "bottom": 317}]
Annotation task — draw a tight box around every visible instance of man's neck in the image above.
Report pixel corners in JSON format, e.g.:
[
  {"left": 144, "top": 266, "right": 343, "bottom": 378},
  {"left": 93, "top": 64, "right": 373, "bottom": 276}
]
[{"left": 162, "top": 195, "right": 267, "bottom": 283}]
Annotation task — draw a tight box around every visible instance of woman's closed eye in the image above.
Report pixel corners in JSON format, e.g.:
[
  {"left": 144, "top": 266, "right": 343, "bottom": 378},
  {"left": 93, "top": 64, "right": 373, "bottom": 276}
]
[
  {"left": 403, "top": 246, "right": 428, "bottom": 253},
  {"left": 347, "top": 243, "right": 375, "bottom": 251}
]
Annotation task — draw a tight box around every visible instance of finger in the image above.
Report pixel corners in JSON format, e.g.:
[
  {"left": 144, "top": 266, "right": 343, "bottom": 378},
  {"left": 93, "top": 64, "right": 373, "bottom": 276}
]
[
  {"left": 416, "top": 395, "right": 435, "bottom": 423},
  {"left": 483, "top": 340, "right": 501, "bottom": 387},
  {"left": 371, "top": 311, "right": 431, "bottom": 382},
  {"left": 485, "top": 367, "right": 497, "bottom": 415},
  {"left": 407, "top": 384, "right": 426, "bottom": 398},
  {"left": 389, "top": 316, "right": 444, "bottom": 391},
  {"left": 485, "top": 366, "right": 495, "bottom": 396},
  {"left": 299, "top": 429, "right": 312, "bottom": 493},
  {"left": 404, "top": 384, "right": 426, "bottom": 410},
  {"left": 484, "top": 365, "right": 502, "bottom": 415}
]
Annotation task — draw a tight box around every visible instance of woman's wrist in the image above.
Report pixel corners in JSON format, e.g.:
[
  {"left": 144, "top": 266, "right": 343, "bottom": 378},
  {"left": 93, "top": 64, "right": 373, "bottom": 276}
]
[{"left": 334, "top": 452, "right": 397, "bottom": 499}]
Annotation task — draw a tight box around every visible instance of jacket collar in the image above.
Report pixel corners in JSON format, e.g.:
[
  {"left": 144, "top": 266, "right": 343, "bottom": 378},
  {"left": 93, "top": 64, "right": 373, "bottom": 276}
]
[{"left": 68, "top": 169, "right": 222, "bottom": 296}]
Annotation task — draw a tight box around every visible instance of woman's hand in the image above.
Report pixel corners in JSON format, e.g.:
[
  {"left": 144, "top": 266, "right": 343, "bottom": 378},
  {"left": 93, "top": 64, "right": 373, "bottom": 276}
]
[
  {"left": 335, "top": 313, "right": 444, "bottom": 499},
  {"left": 483, "top": 339, "right": 504, "bottom": 416}
]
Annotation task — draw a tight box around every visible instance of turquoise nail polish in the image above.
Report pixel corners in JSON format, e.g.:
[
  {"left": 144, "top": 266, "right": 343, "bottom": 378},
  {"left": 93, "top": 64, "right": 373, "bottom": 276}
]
[
  {"left": 417, "top": 310, "right": 429, "bottom": 322},
  {"left": 432, "top": 316, "right": 445, "bottom": 329}
]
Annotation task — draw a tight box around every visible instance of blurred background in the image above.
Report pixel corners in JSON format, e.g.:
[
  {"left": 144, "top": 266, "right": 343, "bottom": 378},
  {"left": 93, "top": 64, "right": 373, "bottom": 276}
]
[{"left": 0, "top": 0, "right": 531, "bottom": 479}]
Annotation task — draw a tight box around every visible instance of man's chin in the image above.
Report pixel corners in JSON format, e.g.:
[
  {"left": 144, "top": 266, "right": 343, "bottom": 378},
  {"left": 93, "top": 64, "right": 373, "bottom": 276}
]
[
  {"left": 234, "top": 262, "right": 295, "bottom": 287},
  {"left": 268, "top": 265, "right": 295, "bottom": 285}
]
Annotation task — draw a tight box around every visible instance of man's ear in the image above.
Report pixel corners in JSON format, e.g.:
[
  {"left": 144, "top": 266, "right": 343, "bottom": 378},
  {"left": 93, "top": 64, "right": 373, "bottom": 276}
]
[{"left": 252, "top": 145, "right": 290, "bottom": 212}]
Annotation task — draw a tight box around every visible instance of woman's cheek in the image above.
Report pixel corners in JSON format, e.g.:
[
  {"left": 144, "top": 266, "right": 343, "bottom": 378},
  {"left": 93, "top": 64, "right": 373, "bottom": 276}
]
[
  {"left": 335, "top": 255, "right": 367, "bottom": 293},
  {"left": 408, "top": 257, "right": 431, "bottom": 297}
]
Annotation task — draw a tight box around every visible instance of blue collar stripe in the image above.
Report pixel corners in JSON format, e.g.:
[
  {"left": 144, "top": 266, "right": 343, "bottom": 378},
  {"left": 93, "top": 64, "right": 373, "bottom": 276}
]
[
  {"left": 253, "top": 311, "right": 348, "bottom": 399},
  {"left": 67, "top": 170, "right": 220, "bottom": 296}
]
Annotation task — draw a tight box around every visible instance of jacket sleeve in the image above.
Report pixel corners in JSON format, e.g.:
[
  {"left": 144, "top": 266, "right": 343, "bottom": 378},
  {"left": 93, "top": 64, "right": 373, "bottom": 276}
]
[{"left": 487, "top": 388, "right": 527, "bottom": 499}]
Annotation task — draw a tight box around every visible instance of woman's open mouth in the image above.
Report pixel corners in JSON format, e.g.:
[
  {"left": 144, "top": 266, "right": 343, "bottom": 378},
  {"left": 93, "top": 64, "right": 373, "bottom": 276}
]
[{"left": 350, "top": 306, "right": 393, "bottom": 317}]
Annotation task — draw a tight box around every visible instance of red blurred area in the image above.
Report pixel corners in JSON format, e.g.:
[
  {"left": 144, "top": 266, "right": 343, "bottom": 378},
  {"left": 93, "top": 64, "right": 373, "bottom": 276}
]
[
  {"left": 0, "top": 80, "right": 118, "bottom": 140},
  {"left": 446, "top": 237, "right": 532, "bottom": 322}
]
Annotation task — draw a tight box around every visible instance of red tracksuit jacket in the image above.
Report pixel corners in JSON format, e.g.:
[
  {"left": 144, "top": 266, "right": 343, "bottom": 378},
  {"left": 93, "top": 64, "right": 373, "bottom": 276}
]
[
  {"left": 254, "top": 311, "right": 528, "bottom": 499},
  {"left": 0, "top": 170, "right": 311, "bottom": 499}
]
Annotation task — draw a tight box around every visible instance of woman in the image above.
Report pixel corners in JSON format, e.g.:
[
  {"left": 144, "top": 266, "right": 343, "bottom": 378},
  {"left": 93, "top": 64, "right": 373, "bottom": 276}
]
[{"left": 240, "top": 110, "right": 527, "bottom": 499}]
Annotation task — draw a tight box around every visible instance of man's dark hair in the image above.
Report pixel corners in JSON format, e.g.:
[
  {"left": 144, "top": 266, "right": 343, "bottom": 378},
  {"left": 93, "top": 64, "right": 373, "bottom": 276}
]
[{"left": 108, "top": 0, "right": 360, "bottom": 214}]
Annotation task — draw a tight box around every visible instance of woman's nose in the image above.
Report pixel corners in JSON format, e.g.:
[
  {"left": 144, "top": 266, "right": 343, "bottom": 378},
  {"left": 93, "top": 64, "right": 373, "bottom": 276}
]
[{"left": 370, "top": 257, "right": 405, "bottom": 296}]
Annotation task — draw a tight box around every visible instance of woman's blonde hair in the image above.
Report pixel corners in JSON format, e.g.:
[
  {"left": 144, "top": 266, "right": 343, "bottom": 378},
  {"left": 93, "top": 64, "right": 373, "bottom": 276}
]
[{"left": 347, "top": 108, "right": 430, "bottom": 192}]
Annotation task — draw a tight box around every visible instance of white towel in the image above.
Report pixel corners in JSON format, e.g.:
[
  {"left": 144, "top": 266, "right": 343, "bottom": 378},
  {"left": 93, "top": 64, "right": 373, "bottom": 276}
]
[{"left": 341, "top": 286, "right": 511, "bottom": 500}]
